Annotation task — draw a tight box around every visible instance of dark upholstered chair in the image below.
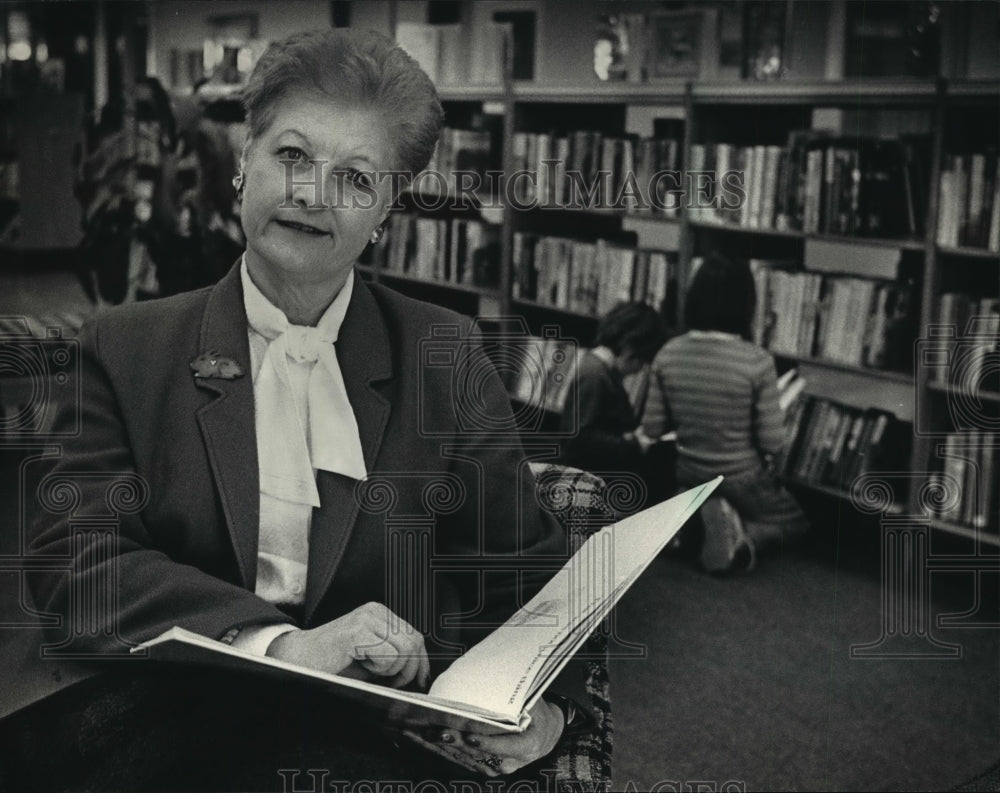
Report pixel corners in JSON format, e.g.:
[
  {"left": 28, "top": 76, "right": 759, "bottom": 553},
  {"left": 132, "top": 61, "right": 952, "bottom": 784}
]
[{"left": 530, "top": 461, "right": 616, "bottom": 792}]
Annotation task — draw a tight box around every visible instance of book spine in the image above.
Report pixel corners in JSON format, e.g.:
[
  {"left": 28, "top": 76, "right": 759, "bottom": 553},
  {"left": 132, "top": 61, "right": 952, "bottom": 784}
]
[
  {"left": 777, "top": 396, "right": 808, "bottom": 475},
  {"left": 795, "top": 400, "right": 830, "bottom": 481},
  {"left": 857, "top": 413, "right": 890, "bottom": 478},
  {"left": 554, "top": 136, "right": 569, "bottom": 208},
  {"left": 715, "top": 143, "right": 732, "bottom": 224},
  {"left": 989, "top": 156, "right": 1000, "bottom": 252},
  {"left": 937, "top": 161, "right": 955, "bottom": 247},
  {"left": 810, "top": 406, "right": 845, "bottom": 482},
  {"left": 760, "top": 145, "right": 781, "bottom": 230},
  {"left": 962, "top": 429, "right": 981, "bottom": 527},
  {"left": 749, "top": 144, "right": 766, "bottom": 229},
  {"left": 803, "top": 147, "right": 824, "bottom": 234},
  {"left": 689, "top": 144, "right": 706, "bottom": 222},
  {"left": 822, "top": 406, "right": 856, "bottom": 486},
  {"left": 835, "top": 411, "right": 866, "bottom": 490},
  {"left": 940, "top": 432, "right": 965, "bottom": 523},
  {"left": 966, "top": 153, "right": 987, "bottom": 247},
  {"left": 822, "top": 146, "right": 838, "bottom": 235},
  {"left": 750, "top": 260, "right": 771, "bottom": 348}
]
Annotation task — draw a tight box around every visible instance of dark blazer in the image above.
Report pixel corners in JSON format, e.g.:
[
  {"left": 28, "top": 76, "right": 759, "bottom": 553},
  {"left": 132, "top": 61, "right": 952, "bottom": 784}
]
[{"left": 4, "top": 264, "right": 572, "bottom": 717}]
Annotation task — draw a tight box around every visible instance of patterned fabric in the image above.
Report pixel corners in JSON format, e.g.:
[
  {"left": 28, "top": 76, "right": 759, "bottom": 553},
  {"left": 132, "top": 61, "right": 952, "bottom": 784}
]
[{"left": 529, "top": 462, "right": 614, "bottom": 792}]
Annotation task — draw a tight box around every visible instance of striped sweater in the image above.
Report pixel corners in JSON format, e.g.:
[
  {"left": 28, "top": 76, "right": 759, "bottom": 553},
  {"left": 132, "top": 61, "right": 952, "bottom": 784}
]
[{"left": 641, "top": 331, "right": 785, "bottom": 477}]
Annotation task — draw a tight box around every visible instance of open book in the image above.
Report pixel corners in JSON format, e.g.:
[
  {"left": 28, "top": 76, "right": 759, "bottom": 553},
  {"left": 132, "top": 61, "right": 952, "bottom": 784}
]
[{"left": 133, "top": 477, "right": 721, "bottom": 733}]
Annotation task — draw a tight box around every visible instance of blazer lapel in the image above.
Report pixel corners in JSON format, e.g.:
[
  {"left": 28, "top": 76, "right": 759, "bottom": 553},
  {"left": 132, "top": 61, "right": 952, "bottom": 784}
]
[
  {"left": 304, "top": 276, "right": 393, "bottom": 623},
  {"left": 192, "top": 265, "right": 260, "bottom": 590}
]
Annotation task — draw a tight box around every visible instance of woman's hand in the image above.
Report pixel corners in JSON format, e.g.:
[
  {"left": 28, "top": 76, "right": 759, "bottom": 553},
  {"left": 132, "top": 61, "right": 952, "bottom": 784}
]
[
  {"left": 401, "top": 698, "right": 565, "bottom": 777},
  {"left": 266, "top": 602, "right": 430, "bottom": 690}
]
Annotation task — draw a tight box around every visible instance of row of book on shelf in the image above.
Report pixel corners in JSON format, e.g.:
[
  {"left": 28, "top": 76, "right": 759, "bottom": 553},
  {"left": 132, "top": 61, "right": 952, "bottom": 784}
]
[
  {"left": 931, "top": 293, "right": 1000, "bottom": 393},
  {"left": 510, "top": 130, "right": 683, "bottom": 213},
  {"left": 688, "top": 133, "right": 928, "bottom": 240},
  {"left": 421, "top": 128, "right": 999, "bottom": 255},
  {"left": 749, "top": 259, "right": 917, "bottom": 373},
  {"left": 776, "top": 395, "right": 911, "bottom": 499},
  {"left": 367, "top": 213, "right": 501, "bottom": 289},
  {"left": 925, "top": 432, "right": 999, "bottom": 531},
  {"left": 512, "top": 231, "right": 676, "bottom": 317},
  {"left": 426, "top": 126, "right": 495, "bottom": 188},
  {"left": 936, "top": 150, "right": 1000, "bottom": 251}
]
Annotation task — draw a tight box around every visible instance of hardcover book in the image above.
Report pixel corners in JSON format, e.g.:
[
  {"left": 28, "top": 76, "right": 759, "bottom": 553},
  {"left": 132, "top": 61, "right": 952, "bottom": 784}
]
[{"left": 134, "top": 478, "right": 722, "bottom": 734}]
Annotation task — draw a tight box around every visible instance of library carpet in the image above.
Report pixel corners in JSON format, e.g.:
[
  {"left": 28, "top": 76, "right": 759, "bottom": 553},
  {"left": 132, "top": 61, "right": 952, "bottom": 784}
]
[{"left": 610, "top": 539, "right": 1000, "bottom": 792}]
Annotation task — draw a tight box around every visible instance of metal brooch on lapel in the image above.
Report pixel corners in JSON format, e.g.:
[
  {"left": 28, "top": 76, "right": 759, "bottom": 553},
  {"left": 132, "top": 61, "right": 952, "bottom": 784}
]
[{"left": 190, "top": 350, "right": 245, "bottom": 380}]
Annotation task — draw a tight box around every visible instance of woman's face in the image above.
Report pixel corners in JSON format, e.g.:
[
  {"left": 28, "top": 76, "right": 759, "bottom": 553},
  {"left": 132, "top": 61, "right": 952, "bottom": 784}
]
[{"left": 240, "top": 90, "right": 394, "bottom": 300}]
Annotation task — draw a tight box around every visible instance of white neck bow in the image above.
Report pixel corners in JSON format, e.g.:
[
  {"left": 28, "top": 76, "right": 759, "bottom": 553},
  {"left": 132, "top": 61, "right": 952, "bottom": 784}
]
[{"left": 242, "top": 263, "right": 367, "bottom": 508}]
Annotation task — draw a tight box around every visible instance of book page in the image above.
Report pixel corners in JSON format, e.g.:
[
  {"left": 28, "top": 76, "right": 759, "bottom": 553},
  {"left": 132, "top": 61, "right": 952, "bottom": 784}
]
[{"left": 428, "top": 477, "right": 721, "bottom": 715}]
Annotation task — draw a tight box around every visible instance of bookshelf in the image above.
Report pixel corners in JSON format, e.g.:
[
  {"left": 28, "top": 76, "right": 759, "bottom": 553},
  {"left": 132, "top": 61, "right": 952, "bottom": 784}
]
[
  {"left": 913, "top": 80, "right": 1000, "bottom": 545},
  {"left": 368, "top": 67, "right": 998, "bottom": 546}
]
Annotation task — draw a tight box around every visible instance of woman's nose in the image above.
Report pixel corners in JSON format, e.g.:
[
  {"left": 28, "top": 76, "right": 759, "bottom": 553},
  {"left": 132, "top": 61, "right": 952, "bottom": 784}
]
[{"left": 287, "top": 160, "right": 329, "bottom": 209}]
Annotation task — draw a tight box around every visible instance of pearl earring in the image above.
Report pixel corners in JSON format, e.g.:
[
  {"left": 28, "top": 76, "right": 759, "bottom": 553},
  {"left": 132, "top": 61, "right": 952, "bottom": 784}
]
[{"left": 370, "top": 225, "right": 385, "bottom": 244}]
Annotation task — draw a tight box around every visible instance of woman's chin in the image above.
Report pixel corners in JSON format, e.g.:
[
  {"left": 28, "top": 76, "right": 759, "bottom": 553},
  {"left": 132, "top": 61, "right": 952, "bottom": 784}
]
[{"left": 249, "top": 246, "right": 349, "bottom": 288}]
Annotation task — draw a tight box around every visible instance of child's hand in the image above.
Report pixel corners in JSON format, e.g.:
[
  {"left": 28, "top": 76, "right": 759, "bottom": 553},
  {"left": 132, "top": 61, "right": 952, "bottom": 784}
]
[{"left": 631, "top": 429, "right": 659, "bottom": 453}]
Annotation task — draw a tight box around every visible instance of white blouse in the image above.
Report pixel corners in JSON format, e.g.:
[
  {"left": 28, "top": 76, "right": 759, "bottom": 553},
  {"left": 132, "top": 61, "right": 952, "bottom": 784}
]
[{"left": 230, "top": 259, "right": 367, "bottom": 655}]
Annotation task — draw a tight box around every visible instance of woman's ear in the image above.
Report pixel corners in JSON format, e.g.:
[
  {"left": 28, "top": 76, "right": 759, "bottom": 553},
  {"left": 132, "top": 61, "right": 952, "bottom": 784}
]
[{"left": 240, "top": 137, "right": 253, "bottom": 172}]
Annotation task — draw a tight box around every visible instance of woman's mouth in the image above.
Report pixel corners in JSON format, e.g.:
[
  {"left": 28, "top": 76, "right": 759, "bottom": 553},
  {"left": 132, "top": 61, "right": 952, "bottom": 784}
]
[{"left": 276, "top": 219, "right": 328, "bottom": 236}]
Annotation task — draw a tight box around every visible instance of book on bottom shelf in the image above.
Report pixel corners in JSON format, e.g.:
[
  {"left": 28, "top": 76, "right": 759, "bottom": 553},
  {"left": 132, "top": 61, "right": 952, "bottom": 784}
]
[
  {"left": 926, "top": 431, "right": 999, "bottom": 532},
  {"left": 133, "top": 478, "right": 722, "bottom": 733},
  {"left": 779, "top": 396, "right": 910, "bottom": 497}
]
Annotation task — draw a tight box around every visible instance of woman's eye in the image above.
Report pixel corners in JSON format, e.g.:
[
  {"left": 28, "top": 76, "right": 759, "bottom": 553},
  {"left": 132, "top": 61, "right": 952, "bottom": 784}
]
[
  {"left": 276, "top": 146, "right": 306, "bottom": 162},
  {"left": 346, "top": 169, "right": 373, "bottom": 188}
]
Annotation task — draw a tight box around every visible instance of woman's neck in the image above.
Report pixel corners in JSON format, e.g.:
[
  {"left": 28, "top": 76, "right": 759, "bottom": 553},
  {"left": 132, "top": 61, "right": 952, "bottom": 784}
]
[{"left": 246, "top": 261, "right": 349, "bottom": 327}]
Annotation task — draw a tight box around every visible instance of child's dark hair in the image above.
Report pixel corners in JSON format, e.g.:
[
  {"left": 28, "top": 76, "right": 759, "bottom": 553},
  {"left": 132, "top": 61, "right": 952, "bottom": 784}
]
[
  {"left": 684, "top": 253, "right": 757, "bottom": 340},
  {"left": 594, "top": 302, "right": 668, "bottom": 362}
]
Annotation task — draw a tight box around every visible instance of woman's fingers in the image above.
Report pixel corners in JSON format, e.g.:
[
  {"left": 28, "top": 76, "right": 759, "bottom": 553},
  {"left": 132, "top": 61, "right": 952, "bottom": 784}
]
[
  {"left": 350, "top": 606, "right": 429, "bottom": 688},
  {"left": 402, "top": 730, "right": 501, "bottom": 777},
  {"left": 267, "top": 603, "right": 430, "bottom": 684},
  {"left": 391, "top": 649, "right": 423, "bottom": 690},
  {"left": 460, "top": 731, "right": 532, "bottom": 763},
  {"left": 416, "top": 646, "right": 431, "bottom": 690},
  {"left": 458, "top": 699, "right": 565, "bottom": 769}
]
